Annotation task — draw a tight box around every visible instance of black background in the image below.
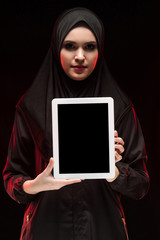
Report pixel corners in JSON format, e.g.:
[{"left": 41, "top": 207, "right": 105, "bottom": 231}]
[{"left": 0, "top": 0, "right": 160, "bottom": 239}]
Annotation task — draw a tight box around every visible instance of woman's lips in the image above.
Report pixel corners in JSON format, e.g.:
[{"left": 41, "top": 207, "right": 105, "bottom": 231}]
[{"left": 72, "top": 66, "right": 87, "bottom": 71}]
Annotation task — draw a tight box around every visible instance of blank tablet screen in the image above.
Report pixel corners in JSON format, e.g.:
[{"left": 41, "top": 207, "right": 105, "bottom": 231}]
[{"left": 57, "top": 103, "right": 109, "bottom": 174}]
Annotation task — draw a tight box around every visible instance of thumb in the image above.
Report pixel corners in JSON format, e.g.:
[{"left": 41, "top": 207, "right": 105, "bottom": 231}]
[{"left": 44, "top": 158, "right": 54, "bottom": 175}]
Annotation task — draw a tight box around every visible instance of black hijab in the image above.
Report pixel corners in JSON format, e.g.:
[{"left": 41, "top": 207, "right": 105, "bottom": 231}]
[{"left": 18, "top": 7, "right": 130, "bottom": 160}]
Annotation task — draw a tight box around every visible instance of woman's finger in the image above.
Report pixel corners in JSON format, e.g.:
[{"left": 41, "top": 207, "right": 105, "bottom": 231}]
[
  {"left": 115, "top": 137, "right": 124, "bottom": 146},
  {"left": 115, "top": 144, "right": 125, "bottom": 154},
  {"left": 114, "top": 130, "right": 118, "bottom": 138},
  {"left": 115, "top": 151, "right": 122, "bottom": 162}
]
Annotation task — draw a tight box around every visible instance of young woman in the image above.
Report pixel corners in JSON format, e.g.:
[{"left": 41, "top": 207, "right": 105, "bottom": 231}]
[{"left": 3, "top": 7, "right": 149, "bottom": 240}]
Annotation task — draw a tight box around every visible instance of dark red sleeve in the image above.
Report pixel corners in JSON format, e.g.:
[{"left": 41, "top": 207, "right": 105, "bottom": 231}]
[{"left": 3, "top": 108, "right": 36, "bottom": 204}]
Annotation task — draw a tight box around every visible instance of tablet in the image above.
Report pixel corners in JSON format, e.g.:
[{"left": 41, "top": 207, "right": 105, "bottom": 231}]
[{"left": 52, "top": 97, "right": 115, "bottom": 179}]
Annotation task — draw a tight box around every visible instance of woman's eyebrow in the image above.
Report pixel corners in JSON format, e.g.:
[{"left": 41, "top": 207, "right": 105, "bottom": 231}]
[
  {"left": 63, "top": 40, "right": 97, "bottom": 44},
  {"left": 63, "top": 40, "right": 76, "bottom": 44},
  {"left": 85, "top": 41, "right": 97, "bottom": 44}
]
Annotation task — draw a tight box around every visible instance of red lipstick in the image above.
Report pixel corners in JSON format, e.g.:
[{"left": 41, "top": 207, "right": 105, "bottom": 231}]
[{"left": 72, "top": 65, "right": 87, "bottom": 71}]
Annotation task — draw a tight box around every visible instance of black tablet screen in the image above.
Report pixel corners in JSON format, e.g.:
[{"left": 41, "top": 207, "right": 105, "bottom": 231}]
[{"left": 58, "top": 103, "right": 109, "bottom": 174}]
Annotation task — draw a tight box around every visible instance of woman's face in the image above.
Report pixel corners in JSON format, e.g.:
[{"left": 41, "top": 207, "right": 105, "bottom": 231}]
[{"left": 60, "top": 26, "right": 98, "bottom": 81}]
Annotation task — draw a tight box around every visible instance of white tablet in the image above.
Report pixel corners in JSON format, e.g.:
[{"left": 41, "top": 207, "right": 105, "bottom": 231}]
[{"left": 52, "top": 97, "right": 115, "bottom": 179}]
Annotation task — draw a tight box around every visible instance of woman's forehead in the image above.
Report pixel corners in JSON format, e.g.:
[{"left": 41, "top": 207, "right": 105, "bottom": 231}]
[{"left": 64, "top": 26, "right": 97, "bottom": 43}]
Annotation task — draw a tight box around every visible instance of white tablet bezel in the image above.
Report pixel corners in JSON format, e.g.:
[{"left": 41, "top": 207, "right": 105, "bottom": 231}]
[{"left": 52, "top": 97, "right": 115, "bottom": 179}]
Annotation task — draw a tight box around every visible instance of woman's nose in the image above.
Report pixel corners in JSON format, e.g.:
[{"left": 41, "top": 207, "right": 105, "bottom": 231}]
[{"left": 75, "top": 49, "right": 85, "bottom": 61}]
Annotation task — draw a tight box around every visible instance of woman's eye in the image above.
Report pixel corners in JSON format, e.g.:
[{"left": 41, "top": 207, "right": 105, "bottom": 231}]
[
  {"left": 64, "top": 43, "right": 75, "bottom": 50},
  {"left": 85, "top": 44, "right": 96, "bottom": 51}
]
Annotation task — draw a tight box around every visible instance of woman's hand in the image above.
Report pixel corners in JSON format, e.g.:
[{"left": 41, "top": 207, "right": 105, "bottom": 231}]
[
  {"left": 107, "top": 130, "right": 125, "bottom": 182},
  {"left": 23, "top": 158, "right": 81, "bottom": 195},
  {"left": 114, "top": 130, "right": 124, "bottom": 163}
]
